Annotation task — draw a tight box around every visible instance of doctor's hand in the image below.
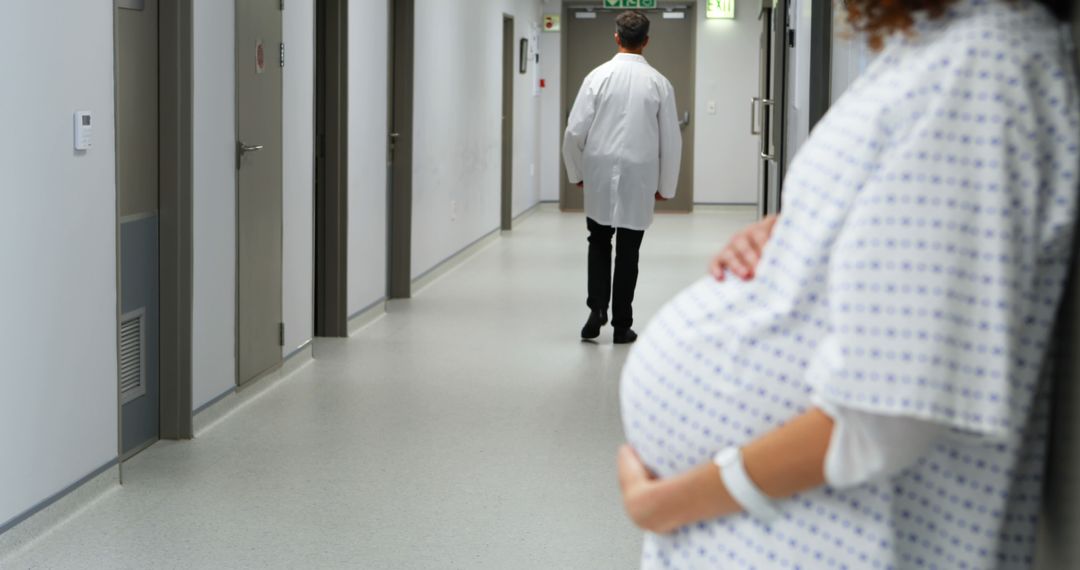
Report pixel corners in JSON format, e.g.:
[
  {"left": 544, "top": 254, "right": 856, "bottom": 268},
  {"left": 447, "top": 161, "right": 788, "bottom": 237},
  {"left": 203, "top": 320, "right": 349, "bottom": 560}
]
[{"left": 710, "top": 214, "right": 778, "bottom": 281}]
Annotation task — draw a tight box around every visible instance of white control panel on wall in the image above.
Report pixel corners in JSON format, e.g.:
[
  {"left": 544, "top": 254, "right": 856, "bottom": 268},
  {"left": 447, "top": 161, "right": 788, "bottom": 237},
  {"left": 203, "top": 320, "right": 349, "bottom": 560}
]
[{"left": 74, "top": 111, "right": 93, "bottom": 151}]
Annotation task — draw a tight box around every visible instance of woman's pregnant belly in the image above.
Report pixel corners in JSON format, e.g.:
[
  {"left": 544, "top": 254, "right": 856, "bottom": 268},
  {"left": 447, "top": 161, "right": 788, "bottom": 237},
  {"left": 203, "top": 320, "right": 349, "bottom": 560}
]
[{"left": 620, "top": 277, "right": 815, "bottom": 478}]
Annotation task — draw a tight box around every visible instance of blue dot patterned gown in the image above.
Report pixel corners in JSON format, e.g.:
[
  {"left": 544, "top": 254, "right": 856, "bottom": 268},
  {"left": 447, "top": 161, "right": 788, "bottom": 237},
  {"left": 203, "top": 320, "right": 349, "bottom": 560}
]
[{"left": 619, "top": 0, "right": 1080, "bottom": 568}]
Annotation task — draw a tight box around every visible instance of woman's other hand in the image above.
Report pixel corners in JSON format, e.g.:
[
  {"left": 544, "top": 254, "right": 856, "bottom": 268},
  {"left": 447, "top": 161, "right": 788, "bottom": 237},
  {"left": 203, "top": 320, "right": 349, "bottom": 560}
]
[
  {"left": 618, "top": 445, "right": 664, "bottom": 532},
  {"left": 709, "top": 214, "right": 778, "bottom": 281}
]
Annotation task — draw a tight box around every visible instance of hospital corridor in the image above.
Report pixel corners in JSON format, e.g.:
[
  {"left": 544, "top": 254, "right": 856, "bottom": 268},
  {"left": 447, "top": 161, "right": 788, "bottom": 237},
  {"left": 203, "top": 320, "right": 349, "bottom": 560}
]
[{"left": 2, "top": 0, "right": 1080, "bottom": 569}]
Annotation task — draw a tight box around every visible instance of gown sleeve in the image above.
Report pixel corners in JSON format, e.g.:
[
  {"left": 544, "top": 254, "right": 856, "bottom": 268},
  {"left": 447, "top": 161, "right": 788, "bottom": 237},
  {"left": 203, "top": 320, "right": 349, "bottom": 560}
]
[
  {"left": 803, "top": 39, "right": 1078, "bottom": 439},
  {"left": 815, "top": 395, "right": 945, "bottom": 488}
]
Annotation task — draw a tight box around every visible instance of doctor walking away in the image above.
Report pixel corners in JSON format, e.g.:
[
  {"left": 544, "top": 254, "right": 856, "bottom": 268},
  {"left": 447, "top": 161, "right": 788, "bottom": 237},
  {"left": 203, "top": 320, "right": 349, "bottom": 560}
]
[{"left": 563, "top": 10, "right": 682, "bottom": 344}]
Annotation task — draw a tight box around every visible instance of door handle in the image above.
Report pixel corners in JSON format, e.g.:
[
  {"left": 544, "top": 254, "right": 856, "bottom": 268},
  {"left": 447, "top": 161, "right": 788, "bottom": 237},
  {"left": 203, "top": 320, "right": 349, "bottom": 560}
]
[
  {"left": 751, "top": 97, "right": 761, "bottom": 135},
  {"left": 759, "top": 100, "right": 776, "bottom": 161},
  {"left": 236, "top": 141, "right": 264, "bottom": 169},
  {"left": 679, "top": 111, "right": 691, "bottom": 130}
]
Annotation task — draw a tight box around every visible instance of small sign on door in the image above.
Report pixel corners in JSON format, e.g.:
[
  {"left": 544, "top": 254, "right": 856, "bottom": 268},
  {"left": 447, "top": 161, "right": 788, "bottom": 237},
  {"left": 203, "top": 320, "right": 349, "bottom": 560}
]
[{"left": 255, "top": 39, "right": 266, "bottom": 74}]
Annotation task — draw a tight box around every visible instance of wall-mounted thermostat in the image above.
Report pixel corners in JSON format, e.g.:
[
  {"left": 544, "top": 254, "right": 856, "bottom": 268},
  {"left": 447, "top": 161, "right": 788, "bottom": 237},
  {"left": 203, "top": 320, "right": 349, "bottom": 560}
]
[{"left": 74, "top": 111, "right": 93, "bottom": 151}]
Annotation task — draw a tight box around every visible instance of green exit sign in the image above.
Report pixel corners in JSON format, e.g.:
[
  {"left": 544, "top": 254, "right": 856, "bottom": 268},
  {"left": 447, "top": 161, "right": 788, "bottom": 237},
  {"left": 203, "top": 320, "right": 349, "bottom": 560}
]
[
  {"left": 706, "top": 0, "right": 736, "bottom": 19},
  {"left": 603, "top": 0, "right": 658, "bottom": 8}
]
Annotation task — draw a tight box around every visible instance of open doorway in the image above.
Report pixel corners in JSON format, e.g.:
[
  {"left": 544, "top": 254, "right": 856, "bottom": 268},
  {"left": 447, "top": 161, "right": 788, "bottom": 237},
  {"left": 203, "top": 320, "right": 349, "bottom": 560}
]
[
  {"left": 115, "top": 0, "right": 161, "bottom": 458},
  {"left": 113, "top": 0, "right": 195, "bottom": 460}
]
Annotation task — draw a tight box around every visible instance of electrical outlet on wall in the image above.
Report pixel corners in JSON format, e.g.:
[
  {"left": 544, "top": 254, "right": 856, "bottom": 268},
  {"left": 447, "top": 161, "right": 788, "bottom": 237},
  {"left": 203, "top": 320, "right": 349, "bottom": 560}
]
[{"left": 707, "top": 101, "right": 717, "bottom": 115}]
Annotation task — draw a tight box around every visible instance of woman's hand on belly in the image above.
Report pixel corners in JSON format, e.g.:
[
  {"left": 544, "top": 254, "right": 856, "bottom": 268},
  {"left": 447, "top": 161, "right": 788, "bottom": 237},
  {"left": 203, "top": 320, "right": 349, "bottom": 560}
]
[
  {"left": 710, "top": 214, "right": 778, "bottom": 281},
  {"left": 617, "top": 408, "right": 834, "bottom": 534},
  {"left": 618, "top": 444, "right": 741, "bottom": 535},
  {"left": 617, "top": 445, "right": 664, "bottom": 532}
]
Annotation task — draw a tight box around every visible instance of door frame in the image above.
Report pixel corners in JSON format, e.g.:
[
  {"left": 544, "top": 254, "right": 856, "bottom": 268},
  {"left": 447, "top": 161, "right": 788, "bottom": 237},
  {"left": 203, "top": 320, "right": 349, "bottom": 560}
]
[
  {"left": 156, "top": 0, "right": 195, "bottom": 441},
  {"left": 559, "top": 3, "right": 697, "bottom": 211},
  {"left": 807, "top": 0, "right": 832, "bottom": 132},
  {"left": 388, "top": 0, "right": 415, "bottom": 299},
  {"left": 501, "top": 15, "right": 514, "bottom": 231},
  {"left": 315, "top": 0, "right": 349, "bottom": 337}
]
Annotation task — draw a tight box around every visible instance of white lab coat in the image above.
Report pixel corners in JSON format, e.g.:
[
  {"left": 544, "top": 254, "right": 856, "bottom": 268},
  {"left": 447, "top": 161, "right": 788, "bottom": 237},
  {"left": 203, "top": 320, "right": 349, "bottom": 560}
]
[{"left": 563, "top": 53, "right": 682, "bottom": 231}]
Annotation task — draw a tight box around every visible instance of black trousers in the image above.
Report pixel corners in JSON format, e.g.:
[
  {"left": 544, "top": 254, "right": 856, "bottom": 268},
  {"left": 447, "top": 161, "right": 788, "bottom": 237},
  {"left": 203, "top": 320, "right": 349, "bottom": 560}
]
[{"left": 587, "top": 217, "right": 645, "bottom": 330}]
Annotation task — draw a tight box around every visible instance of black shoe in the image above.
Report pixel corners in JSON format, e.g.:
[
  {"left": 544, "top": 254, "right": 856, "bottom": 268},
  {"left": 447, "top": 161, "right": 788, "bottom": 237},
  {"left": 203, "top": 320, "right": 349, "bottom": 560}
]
[
  {"left": 581, "top": 310, "right": 608, "bottom": 339},
  {"left": 613, "top": 328, "right": 638, "bottom": 344}
]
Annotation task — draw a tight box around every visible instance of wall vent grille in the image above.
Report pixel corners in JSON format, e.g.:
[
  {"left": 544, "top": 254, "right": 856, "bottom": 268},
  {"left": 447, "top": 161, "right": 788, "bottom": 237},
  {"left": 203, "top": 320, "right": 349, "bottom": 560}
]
[{"left": 119, "top": 308, "right": 147, "bottom": 404}]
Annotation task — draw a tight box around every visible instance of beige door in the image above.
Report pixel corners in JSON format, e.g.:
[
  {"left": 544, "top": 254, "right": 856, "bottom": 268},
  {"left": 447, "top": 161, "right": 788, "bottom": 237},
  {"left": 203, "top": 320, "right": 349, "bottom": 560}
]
[
  {"left": 236, "top": 0, "right": 283, "bottom": 385},
  {"left": 562, "top": 8, "right": 695, "bottom": 213}
]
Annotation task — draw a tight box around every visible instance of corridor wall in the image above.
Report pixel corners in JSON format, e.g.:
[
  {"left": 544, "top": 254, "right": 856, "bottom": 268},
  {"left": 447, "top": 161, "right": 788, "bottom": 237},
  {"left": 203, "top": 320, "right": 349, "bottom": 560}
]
[
  {"left": 282, "top": 0, "right": 316, "bottom": 354},
  {"left": 347, "top": 0, "right": 390, "bottom": 317},
  {"left": 539, "top": 22, "right": 562, "bottom": 203},
  {"left": 0, "top": 1, "right": 119, "bottom": 533},
  {"left": 191, "top": 0, "right": 238, "bottom": 410},
  {"left": 692, "top": 0, "right": 763, "bottom": 204},
  {"left": 410, "top": 0, "right": 545, "bottom": 279}
]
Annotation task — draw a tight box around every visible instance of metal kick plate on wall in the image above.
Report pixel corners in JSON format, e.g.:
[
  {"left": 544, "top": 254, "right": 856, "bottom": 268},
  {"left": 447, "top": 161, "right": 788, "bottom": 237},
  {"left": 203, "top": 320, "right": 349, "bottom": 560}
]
[{"left": 118, "top": 0, "right": 146, "bottom": 10}]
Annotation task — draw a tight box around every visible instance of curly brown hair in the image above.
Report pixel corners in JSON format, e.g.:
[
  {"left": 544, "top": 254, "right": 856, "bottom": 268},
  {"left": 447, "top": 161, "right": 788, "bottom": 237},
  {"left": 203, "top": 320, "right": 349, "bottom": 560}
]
[{"left": 844, "top": 0, "right": 1070, "bottom": 50}]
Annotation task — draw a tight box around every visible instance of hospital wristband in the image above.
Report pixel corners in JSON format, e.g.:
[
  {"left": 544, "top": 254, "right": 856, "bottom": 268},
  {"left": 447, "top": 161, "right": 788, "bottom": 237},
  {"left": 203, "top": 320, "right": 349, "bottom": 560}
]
[{"left": 714, "top": 447, "right": 783, "bottom": 525}]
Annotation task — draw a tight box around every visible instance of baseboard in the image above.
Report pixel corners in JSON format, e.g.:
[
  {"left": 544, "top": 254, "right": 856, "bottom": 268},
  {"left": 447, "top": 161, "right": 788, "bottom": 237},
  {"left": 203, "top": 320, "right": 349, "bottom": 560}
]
[
  {"left": 509, "top": 201, "right": 548, "bottom": 226},
  {"left": 0, "top": 462, "right": 120, "bottom": 560},
  {"left": 411, "top": 229, "right": 501, "bottom": 295},
  {"left": 193, "top": 343, "right": 315, "bottom": 437},
  {"left": 347, "top": 299, "right": 388, "bottom": 337}
]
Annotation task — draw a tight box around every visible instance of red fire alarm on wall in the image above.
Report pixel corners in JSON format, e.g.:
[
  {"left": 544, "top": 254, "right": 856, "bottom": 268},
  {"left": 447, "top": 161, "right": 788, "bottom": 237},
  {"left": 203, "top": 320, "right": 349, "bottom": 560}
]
[{"left": 540, "top": 79, "right": 546, "bottom": 88}]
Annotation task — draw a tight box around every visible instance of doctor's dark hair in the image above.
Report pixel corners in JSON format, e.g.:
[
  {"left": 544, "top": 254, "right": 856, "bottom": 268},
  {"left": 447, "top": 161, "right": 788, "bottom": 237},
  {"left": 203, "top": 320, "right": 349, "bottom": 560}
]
[
  {"left": 615, "top": 11, "right": 650, "bottom": 49},
  {"left": 844, "top": 0, "right": 1070, "bottom": 50}
]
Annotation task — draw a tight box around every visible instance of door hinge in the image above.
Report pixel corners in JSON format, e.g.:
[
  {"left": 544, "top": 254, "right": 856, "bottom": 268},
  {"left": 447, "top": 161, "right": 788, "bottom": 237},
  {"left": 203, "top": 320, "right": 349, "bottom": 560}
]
[
  {"left": 279, "top": 0, "right": 284, "bottom": 10},
  {"left": 279, "top": 323, "right": 285, "bottom": 346},
  {"left": 280, "top": 42, "right": 286, "bottom": 68}
]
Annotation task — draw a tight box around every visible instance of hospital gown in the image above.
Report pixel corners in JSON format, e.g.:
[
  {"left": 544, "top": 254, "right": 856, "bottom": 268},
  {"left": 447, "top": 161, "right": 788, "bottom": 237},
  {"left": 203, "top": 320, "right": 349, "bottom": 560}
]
[{"left": 619, "top": 0, "right": 1080, "bottom": 567}]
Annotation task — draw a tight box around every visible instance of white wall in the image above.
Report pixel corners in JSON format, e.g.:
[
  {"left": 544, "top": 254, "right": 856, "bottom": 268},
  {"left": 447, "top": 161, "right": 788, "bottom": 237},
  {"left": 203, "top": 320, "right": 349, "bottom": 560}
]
[
  {"left": 411, "top": 0, "right": 544, "bottom": 279},
  {"left": 539, "top": 21, "right": 561, "bottom": 202},
  {"left": 347, "top": 0, "right": 390, "bottom": 316},
  {"left": 0, "top": 1, "right": 119, "bottom": 528},
  {"left": 511, "top": 14, "right": 544, "bottom": 218},
  {"left": 192, "top": 0, "right": 239, "bottom": 411},
  {"left": 692, "top": 3, "right": 762, "bottom": 204},
  {"left": 283, "top": 1, "right": 315, "bottom": 352}
]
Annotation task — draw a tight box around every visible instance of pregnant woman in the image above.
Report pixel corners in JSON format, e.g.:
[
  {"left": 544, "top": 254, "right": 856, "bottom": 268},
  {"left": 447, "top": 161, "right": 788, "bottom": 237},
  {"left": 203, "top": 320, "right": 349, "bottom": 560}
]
[{"left": 616, "top": 0, "right": 1078, "bottom": 567}]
